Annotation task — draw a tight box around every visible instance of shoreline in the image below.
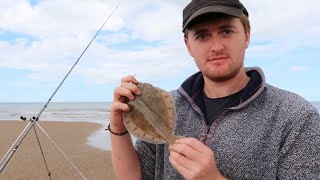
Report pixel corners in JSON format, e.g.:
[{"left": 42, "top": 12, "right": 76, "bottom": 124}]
[{"left": 0, "top": 120, "right": 115, "bottom": 180}]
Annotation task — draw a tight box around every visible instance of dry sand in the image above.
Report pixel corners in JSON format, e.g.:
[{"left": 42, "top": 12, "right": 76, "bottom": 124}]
[{"left": 0, "top": 121, "right": 116, "bottom": 180}]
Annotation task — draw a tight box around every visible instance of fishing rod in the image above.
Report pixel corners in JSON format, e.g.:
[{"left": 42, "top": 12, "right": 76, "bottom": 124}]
[{"left": 0, "top": 2, "right": 119, "bottom": 174}]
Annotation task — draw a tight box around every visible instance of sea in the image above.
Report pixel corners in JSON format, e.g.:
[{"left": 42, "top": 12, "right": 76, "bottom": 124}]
[
  {"left": 0, "top": 102, "right": 320, "bottom": 151},
  {"left": 0, "top": 102, "right": 113, "bottom": 150}
]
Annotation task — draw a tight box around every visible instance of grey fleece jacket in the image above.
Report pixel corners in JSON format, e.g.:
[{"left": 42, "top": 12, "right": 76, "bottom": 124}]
[{"left": 135, "top": 67, "right": 320, "bottom": 180}]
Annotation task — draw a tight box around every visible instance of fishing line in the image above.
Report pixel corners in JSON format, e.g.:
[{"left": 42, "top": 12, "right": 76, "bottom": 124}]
[{"left": 0, "top": 2, "right": 120, "bottom": 177}]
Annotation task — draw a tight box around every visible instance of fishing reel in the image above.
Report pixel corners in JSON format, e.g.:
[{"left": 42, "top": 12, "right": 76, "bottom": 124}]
[{"left": 20, "top": 116, "right": 38, "bottom": 121}]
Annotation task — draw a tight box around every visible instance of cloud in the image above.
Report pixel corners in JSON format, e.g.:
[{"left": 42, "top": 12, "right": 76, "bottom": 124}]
[
  {"left": 243, "top": 0, "right": 320, "bottom": 59},
  {"left": 289, "top": 66, "right": 310, "bottom": 72},
  {"left": 244, "top": 0, "right": 320, "bottom": 36},
  {"left": 0, "top": 0, "right": 319, "bottom": 87}
]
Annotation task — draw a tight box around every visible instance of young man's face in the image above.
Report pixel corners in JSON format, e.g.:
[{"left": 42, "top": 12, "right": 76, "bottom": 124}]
[{"left": 184, "top": 15, "right": 250, "bottom": 82}]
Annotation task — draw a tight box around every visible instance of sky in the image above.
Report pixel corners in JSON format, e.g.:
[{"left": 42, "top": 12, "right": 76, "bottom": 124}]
[{"left": 0, "top": 0, "right": 319, "bottom": 102}]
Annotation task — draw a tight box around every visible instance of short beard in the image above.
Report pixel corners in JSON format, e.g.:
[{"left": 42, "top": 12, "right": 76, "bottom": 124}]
[
  {"left": 205, "top": 70, "right": 238, "bottom": 82},
  {"left": 203, "top": 62, "right": 243, "bottom": 83}
]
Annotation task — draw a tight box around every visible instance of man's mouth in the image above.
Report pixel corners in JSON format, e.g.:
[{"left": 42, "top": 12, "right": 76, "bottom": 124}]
[{"left": 208, "top": 56, "right": 229, "bottom": 61}]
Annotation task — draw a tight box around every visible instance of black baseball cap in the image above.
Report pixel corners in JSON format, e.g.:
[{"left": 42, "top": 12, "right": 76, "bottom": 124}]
[{"left": 182, "top": 0, "right": 249, "bottom": 31}]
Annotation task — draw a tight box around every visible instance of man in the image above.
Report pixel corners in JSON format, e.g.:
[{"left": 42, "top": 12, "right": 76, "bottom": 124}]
[{"left": 109, "top": 0, "right": 320, "bottom": 179}]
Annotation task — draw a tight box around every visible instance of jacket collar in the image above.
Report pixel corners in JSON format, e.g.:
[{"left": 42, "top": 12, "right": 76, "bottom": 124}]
[{"left": 178, "top": 67, "right": 266, "bottom": 111}]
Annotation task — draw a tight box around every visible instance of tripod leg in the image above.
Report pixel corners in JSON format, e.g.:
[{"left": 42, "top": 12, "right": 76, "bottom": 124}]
[
  {"left": 33, "top": 123, "right": 52, "bottom": 180},
  {"left": 36, "top": 123, "right": 87, "bottom": 180}
]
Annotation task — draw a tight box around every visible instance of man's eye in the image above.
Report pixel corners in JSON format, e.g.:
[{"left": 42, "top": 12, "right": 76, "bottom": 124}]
[
  {"left": 222, "top": 29, "right": 232, "bottom": 35},
  {"left": 196, "top": 34, "right": 207, "bottom": 40}
]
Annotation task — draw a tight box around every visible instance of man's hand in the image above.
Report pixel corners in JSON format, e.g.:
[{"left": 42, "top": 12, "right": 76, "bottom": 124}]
[
  {"left": 169, "top": 138, "right": 226, "bottom": 180},
  {"left": 110, "top": 75, "right": 141, "bottom": 132}
]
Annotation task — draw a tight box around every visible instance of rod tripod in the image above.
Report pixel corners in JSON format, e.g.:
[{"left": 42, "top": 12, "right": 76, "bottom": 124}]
[
  {"left": 0, "top": 2, "right": 119, "bottom": 178},
  {"left": 0, "top": 112, "right": 47, "bottom": 173},
  {"left": 0, "top": 116, "right": 88, "bottom": 179}
]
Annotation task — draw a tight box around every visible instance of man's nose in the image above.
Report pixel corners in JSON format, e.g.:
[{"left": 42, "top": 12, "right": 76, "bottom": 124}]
[{"left": 209, "top": 37, "right": 224, "bottom": 53}]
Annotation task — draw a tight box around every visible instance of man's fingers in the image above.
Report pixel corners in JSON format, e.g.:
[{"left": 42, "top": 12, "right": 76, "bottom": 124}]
[
  {"left": 169, "top": 139, "right": 218, "bottom": 179},
  {"left": 111, "top": 101, "right": 130, "bottom": 112},
  {"left": 169, "top": 143, "right": 197, "bottom": 160},
  {"left": 169, "top": 141, "right": 199, "bottom": 160},
  {"left": 170, "top": 138, "right": 214, "bottom": 161},
  {"left": 175, "top": 138, "right": 209, "bottom": 153},
  {"left": 120, "top": 82, "right": 141, "bottom": 96},
  {"left": 113, "top": 86, "right": 136, "bottom": 101},
  {"left": 109, "top": 75, "right": 140, "bottom": 132},
  {"left": 113, "top": 74, "right": 141, "bottom": 103},
  {"left": 170, "top": 151, "right": 194, "bottom": 170},
  {"left": 121, "top": 75, "right": 138, "bottom": 84},
  {"left": 169, "top": 152, "right": 193, "bottom": 177}
]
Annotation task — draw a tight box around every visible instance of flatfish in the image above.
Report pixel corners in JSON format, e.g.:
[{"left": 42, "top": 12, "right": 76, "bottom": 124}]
[{"left": 123, "top": 82, "right": 180, "bottom": 144}]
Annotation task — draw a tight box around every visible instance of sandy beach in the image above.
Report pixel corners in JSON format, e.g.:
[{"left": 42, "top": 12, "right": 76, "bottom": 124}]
[{"left": 0, "top": 121, "right": 115, "bottom": 180}]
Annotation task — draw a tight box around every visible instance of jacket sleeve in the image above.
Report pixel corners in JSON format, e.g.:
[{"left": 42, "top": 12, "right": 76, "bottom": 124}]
[
  {"left": 278, "top": 108, "right": 320, "bottom": 179},
  {"left": 135, "top": 139, "right": 156, "bottom": 180}
]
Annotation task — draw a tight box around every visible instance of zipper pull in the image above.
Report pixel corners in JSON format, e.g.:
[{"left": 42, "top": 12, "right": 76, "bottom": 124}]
[
  {"left": 200, "top": 126, "right": 211, "bottom": 144},
  {"left": 205, "top": 126, "right": 210, "bottom": 135}
]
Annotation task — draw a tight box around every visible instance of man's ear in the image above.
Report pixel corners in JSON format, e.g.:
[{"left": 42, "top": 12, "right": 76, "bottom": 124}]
[
  {"left": 184, "top": 37, "right": 193, "bottom": 57},
  {"left": 245, "top": 31, "right": 250, "bottom": 49}
]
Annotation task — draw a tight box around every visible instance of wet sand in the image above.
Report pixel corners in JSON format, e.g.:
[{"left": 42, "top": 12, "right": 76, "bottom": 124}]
[{"left": 0, "top": 121, "right": 115, "bottom": 180}]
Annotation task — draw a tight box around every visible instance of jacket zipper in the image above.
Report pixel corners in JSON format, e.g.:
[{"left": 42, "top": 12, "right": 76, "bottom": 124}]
[
  {"left": 205, "top": 125, "right": 211, "bottom": 135},
  {"left": 202, "top": 109, "right": 231, "bottom": 145}
]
